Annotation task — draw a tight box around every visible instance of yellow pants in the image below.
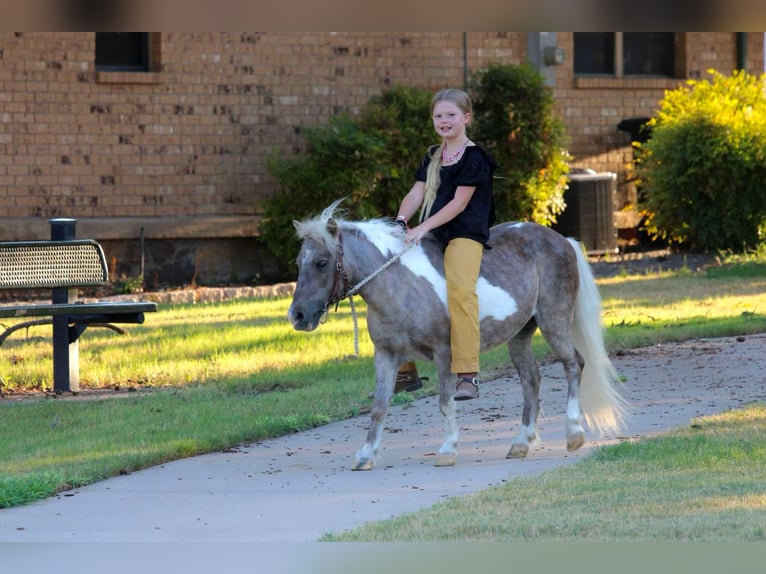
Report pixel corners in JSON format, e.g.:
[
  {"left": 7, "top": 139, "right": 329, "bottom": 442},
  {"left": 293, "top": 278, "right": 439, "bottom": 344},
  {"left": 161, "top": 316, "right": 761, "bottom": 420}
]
[{"left": 444, "top": 237, "right": 482, "bottom": 373}]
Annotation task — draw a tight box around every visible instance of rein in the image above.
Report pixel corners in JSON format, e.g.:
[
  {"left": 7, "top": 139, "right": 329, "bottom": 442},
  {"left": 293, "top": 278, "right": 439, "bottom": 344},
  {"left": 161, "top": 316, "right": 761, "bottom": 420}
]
[{"left": 324, "top": 229, "right": 414, "bottom": 356}]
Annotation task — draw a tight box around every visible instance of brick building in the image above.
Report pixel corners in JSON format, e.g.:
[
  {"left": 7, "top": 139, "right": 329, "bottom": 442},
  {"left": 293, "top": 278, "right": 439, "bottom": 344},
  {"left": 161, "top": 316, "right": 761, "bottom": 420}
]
[{"left": 0, "top": 32, "right": 762, "bottom": 285}]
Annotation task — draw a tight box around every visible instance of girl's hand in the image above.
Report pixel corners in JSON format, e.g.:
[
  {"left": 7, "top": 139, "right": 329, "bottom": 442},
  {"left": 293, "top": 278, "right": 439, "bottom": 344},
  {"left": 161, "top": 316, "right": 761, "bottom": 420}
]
[{"left": 405, "top": 225, "right": 428, "bottom": 245}]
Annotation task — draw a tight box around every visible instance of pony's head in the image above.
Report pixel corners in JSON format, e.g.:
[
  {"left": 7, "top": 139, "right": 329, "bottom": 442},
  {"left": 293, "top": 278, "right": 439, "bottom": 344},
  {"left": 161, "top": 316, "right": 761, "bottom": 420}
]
[
  {"left": 288, "top": 199, "right": 346, "bottom": 331},
  {"left": 289, "top": 197, "right": 412, "bottom": 331},
  {"left": 288, "top": 199, "right": 406, "bottom": 331}
]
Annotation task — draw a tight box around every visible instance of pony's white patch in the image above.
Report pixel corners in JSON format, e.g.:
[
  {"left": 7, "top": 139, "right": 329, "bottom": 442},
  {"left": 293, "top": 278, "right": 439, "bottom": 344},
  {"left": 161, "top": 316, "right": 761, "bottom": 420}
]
[
  {"left": 356, "top": 221, "right": 518, "bottom": 319},
  {"left": 358, "top": 220, "right": 523, "bottom": 321},
  {"left": 401, "top": 249, "right": 448, "bottom": 305},
  {"left": 357, "top": 221, "right": 450, "bottom": 307},
  {"left": 355, "top": 442, "right": 377, "bottom": 461},
  {"left": 513, "top": 423, "right": 538, "bottom": 445},
  {"left": 567, "top": 397, "right": 582, "bottom": 423},
  {"left": 355, "top": 221, "right": 402, "bottom": 257},
  {"left": 477, "top": 277, "right": 517, "bottom": 321}
]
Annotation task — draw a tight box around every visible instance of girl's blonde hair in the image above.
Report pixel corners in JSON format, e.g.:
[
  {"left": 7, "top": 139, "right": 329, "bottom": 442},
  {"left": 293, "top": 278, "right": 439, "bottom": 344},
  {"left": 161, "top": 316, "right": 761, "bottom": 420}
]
[{"left": 420, "top": 88, "right": 473, "bottom": 222}]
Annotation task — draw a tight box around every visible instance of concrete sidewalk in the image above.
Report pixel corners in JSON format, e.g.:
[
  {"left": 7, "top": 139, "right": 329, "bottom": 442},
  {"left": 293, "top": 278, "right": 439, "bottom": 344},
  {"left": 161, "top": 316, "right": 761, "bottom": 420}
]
[{"left": 1, "top": 335, "right": 764, "bottom": 543}]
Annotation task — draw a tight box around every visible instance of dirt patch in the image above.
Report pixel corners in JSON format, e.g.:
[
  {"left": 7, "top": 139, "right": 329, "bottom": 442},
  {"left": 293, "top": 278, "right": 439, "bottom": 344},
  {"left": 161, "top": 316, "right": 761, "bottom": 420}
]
[
  {"left": 588, "top": 249, "right": 716, "bottom": 278},
  {"left": 0, "top": 385, "right": 156, "bottom": 403}
]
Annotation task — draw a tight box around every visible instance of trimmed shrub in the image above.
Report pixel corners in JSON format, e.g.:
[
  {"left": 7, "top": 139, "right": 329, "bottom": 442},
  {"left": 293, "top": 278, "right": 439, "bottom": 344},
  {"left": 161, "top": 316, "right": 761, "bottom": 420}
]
[{"left": 635, "top": 70, "right": 766, "bottom": 252}]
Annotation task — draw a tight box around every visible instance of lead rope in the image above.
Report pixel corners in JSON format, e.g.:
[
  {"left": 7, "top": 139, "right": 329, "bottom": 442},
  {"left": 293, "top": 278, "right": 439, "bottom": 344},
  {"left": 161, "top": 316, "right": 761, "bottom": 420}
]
[
  {"left": 344, "top": 241, "right": 414, "bottom": 298},
  {"left": 341, "top": 241, "right": 415, "bottom": 357},
  {"left": 348, "top": 296, "right": 360, "bottom": 356}
]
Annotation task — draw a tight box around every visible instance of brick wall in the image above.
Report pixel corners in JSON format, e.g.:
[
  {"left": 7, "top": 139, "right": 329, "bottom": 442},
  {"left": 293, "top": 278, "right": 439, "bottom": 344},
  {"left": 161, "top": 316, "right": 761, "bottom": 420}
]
[
  {"left": 0, "top": 32, "right": 522, "bottom": 225},
  {"left": 0, "top": 32, "right": 525, "bottom": 285},
  {"left": 0, "top": 32, "right": 761, "bottom": 284}
]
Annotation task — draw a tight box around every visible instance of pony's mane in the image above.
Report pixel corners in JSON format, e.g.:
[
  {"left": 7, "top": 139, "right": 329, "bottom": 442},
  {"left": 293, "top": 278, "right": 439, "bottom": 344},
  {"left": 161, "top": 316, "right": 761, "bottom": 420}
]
[{"left": 294, "top": 199, "right": 403, "bottom": 255}]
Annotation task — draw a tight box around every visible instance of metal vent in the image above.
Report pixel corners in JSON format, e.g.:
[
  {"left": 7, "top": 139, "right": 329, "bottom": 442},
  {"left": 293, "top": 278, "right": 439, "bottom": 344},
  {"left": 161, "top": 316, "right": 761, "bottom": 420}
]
[{"left": 553, "top": 173, "right": 618, "bottom": 254}]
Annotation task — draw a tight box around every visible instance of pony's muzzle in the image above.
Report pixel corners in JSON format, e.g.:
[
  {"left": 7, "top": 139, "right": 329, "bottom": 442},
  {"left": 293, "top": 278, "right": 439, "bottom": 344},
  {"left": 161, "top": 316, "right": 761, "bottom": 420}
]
[{"left": 287, "top": 302, "right": 325, "bottom": 331}]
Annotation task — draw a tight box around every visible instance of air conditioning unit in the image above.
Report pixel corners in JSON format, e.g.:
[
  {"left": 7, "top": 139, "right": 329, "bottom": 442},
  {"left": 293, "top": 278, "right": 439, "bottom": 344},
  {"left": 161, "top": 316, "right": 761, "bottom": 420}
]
[{"left": 553, "top": 172, "right": 618, "bottom": 254}]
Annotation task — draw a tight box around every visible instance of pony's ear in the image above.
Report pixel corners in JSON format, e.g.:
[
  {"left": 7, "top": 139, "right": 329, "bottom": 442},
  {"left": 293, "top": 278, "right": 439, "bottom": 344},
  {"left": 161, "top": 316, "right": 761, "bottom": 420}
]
[
  {"left": 327, "top": 218, "right": 338, "bottom": 235},
  {"left": 292, "top": 220, "right": 300, "bottom": 230}
]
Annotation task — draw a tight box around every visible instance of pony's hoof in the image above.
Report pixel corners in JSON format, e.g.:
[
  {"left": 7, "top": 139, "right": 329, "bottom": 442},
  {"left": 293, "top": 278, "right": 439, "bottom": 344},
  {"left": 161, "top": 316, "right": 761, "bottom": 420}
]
[
  {"left": 352, "top": 458, "right": 375, "bottom": 471},
  {"left": 506, "top": 443, "right": 529, "bottom": 458},
  {"left": 566, "top": 432, "right": 585, "bottom": 452},
  {"left": 434, "top": 453, "right": 457, "bottom": 467}
]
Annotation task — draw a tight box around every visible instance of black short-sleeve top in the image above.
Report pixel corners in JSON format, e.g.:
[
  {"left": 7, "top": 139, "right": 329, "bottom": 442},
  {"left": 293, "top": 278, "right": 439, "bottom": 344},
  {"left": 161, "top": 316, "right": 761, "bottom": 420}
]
[{"left": 414, "top": 144, "right": 496, "bottom": 249}]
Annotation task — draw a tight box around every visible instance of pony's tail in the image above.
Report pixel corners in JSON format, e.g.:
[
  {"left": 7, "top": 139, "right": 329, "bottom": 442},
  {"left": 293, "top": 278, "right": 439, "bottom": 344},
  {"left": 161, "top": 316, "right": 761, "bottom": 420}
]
[{"left": 567, "top": 238, "right": 629, "bottom": 434}]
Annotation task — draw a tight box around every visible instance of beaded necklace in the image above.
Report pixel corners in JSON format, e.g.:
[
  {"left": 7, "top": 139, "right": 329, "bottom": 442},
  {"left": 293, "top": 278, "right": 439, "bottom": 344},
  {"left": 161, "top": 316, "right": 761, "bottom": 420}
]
[{"left": 442, "top": 139, "right": 470, "bottom": 164}]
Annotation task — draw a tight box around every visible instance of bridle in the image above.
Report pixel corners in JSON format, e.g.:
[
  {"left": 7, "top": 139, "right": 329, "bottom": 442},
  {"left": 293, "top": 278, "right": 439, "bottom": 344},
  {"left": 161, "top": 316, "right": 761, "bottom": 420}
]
[
  {"left": 321, "top": 228, "right": 414, "bottom": 353},
  {"left": 325, "top": 230, "right": 351, "bottom": 313}
]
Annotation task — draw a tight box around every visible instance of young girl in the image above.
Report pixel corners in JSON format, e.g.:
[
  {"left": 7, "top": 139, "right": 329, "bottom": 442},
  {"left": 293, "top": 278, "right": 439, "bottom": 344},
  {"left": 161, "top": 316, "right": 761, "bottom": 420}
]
[{"left": 395, "top": 88, "right": 496, "bottom": 401}]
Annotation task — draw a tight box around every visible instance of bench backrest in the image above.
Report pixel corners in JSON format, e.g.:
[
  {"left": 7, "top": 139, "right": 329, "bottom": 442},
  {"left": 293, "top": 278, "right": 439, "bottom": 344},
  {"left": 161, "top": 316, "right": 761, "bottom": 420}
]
[{"left": 0, "top": 240, "right": 109, "bottom": 289}]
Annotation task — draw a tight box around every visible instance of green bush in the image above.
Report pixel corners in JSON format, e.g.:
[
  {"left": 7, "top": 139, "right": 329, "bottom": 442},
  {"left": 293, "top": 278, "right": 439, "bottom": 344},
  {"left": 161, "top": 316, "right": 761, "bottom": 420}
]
[
  {"left": 469, "top": 63, "right": 570, "bottom": 225},
  {"left": 636, "top": 70, "right": 766, "bottom": 252}
]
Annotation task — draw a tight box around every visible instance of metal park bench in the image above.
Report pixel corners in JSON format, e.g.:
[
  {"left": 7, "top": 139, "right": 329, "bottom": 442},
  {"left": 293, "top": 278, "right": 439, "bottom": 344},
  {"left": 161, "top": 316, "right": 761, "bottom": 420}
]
[{"left": 0, "top": 218, "right": 157, "bottom": 393}]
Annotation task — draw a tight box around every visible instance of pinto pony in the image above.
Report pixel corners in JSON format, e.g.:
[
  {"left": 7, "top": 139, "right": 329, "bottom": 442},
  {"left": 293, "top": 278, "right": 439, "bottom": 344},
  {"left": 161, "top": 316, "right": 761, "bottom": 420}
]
[{"left": 288, "top": 200, "right": 627, "bottom": 470}]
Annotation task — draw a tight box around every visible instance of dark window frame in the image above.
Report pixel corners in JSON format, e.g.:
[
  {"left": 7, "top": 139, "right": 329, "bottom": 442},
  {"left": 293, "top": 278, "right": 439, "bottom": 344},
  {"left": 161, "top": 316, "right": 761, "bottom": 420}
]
[
  {"left": 95, "top": 32, "right": 150, "bottom": 72},
  {"left": 574, "top": 32, "right": 675, "bottom": 78}
]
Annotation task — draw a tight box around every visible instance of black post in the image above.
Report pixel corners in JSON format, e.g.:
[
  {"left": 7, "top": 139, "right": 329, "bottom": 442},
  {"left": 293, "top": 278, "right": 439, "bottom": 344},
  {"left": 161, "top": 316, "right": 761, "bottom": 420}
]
[{"left": 50, "top": 218, "right": 79, "bottom": 393}]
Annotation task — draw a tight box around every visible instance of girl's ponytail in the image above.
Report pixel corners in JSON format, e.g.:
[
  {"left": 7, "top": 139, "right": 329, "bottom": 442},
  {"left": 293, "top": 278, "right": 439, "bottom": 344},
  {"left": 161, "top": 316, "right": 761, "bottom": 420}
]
[{"left": 420, "top": 142, "right": 443, "bottom": 223}]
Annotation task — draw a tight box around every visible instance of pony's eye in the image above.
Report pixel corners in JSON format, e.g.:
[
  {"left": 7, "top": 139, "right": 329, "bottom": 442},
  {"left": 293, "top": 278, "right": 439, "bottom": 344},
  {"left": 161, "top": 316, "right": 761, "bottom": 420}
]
[{"left": 315, "top": 260, "right": 328, "bottom": 270}]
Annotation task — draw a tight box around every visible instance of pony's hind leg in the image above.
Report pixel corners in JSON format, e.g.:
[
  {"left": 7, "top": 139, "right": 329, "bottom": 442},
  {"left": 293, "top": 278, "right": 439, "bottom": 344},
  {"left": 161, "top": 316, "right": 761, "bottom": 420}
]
[
  {"left": 506, "top": 322, "right": 541, "bottom": 459},
  {"left": 563, "top": 350, "right": 586, "bottom": 451},
  {"left": 538, "top": 321, "right": 586, "bottom": 452}
]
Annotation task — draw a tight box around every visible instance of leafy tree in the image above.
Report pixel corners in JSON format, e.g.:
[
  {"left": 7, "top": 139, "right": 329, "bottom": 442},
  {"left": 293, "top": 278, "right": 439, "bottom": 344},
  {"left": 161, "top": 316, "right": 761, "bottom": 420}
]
[
  {"left": 356, "top": 86, "right": 435, "bottom": 215},
  {"left": 259, "top": 115, "right": 387, "bottom": 271}
]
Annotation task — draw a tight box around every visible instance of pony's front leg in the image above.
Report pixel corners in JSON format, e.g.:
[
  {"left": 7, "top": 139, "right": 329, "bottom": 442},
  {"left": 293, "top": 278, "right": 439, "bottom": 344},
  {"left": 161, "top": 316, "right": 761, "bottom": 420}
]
[
  {"left": 435, "top": 366, "right": 459, "bottom": 467},
  {"left": 353, "top": 354, "right": 397, "bottom": 471},
  {"left": 353, "top": 410, "right": 386, "bottom": 471}
]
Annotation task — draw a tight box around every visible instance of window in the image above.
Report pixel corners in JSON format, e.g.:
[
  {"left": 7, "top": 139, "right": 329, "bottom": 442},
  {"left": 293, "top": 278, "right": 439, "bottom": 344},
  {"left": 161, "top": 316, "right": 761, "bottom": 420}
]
[
  {"left": 95, "top": 33, "right": 150, "bottom": 71},
  {"left": 574, "top": 33, "right": 675, "bottom": 77},
  {"left": 573, "top": 33, "right": 615, "bottom": 75},
  {"left": 623, "top": 33, "right": 675, "bottom": 76}
]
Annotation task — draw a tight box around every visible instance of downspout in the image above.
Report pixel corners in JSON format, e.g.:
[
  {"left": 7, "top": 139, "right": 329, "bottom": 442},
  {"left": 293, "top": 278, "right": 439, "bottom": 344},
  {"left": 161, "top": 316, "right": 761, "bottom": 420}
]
[
  {"left": 736, "top": 32, "right": 747, "bottom": 71},
  {"left": 463, "top": 32, "right": 468, "bottom": 89}
]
